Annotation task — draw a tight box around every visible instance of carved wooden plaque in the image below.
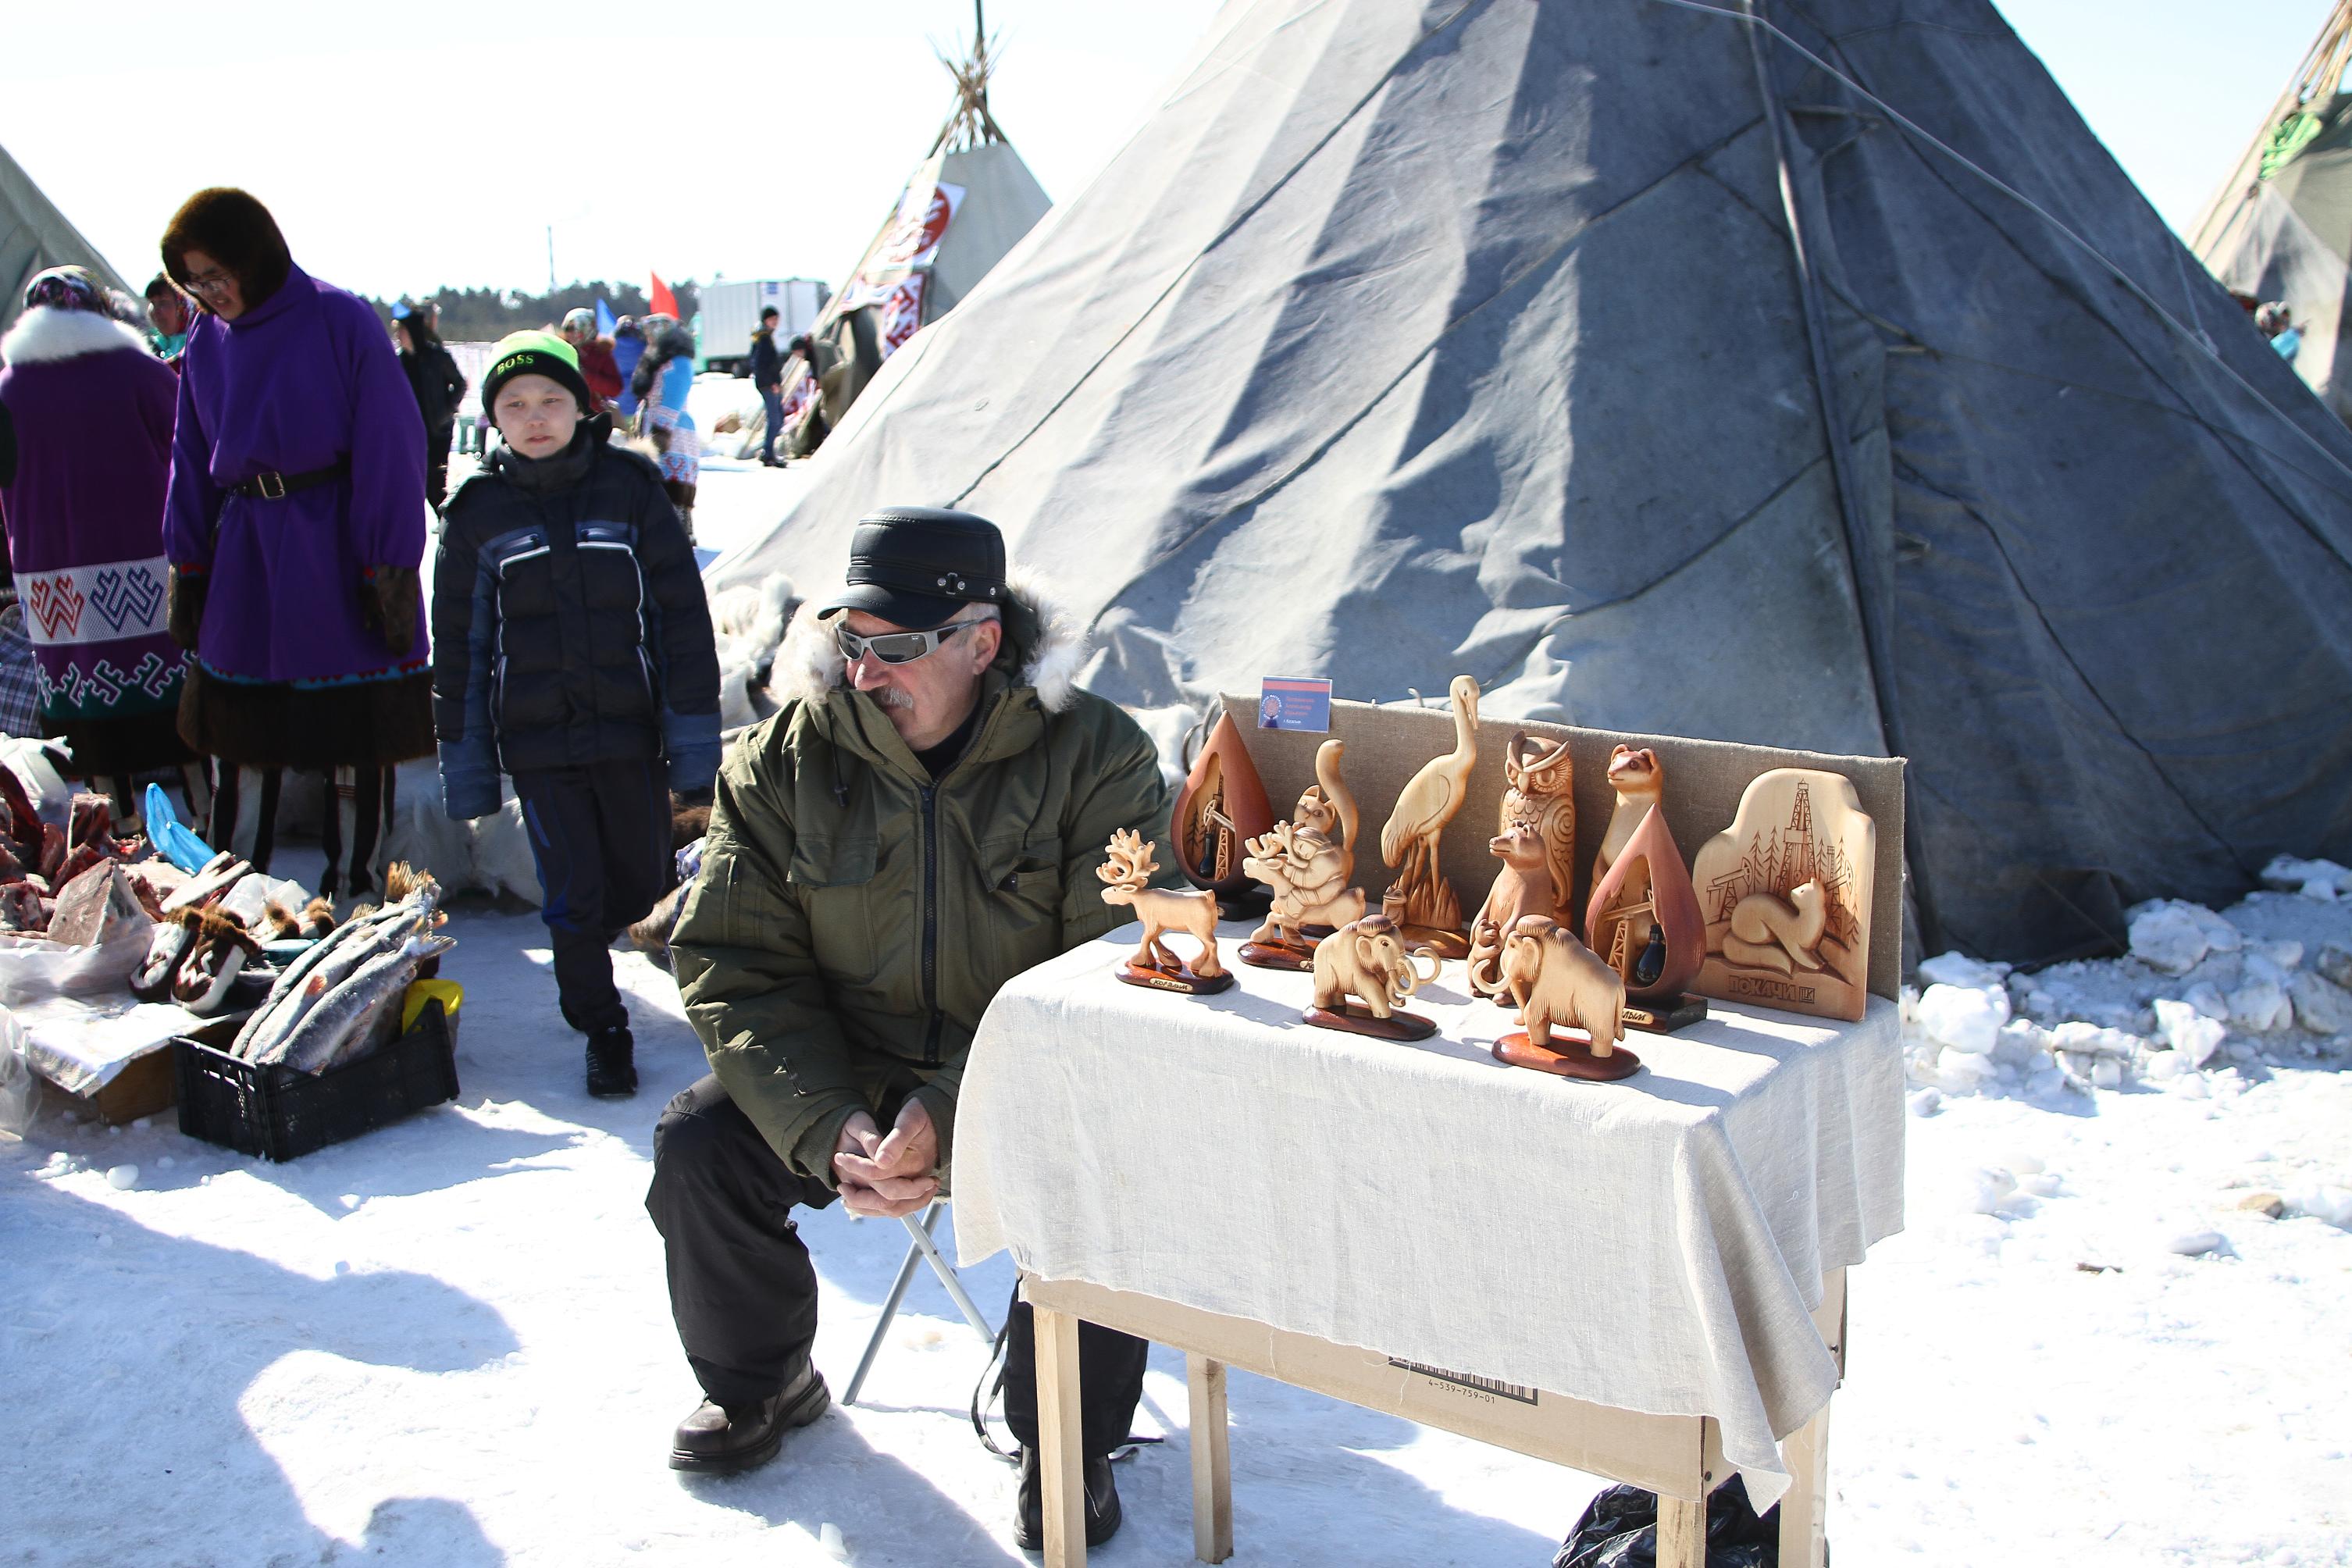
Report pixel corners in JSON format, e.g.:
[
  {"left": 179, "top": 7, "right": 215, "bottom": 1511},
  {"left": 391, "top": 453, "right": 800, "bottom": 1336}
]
[{"left": 1689, "top": 768, "right": 1876, "bottom": 1022}]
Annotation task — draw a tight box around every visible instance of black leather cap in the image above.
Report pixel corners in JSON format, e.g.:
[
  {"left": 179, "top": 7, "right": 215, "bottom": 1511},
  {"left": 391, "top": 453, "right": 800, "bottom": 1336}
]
[{"left": 816, "top": 506, "right": 1008, "bottom": 629}]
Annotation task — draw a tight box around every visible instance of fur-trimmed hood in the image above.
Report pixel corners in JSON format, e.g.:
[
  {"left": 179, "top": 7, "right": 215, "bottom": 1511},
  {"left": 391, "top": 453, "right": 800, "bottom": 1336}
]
[
  {"left": 773, "top": 572, "right": 1089, "bottom": 714},
  {"left": 1, "top": 306, "right": 155, "bottom": 366}
]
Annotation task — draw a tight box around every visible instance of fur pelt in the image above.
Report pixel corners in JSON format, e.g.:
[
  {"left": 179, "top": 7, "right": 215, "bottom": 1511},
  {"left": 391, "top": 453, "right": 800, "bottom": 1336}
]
[
  {"left": 713, "top": 574, "right": 798, "bottom": 732},
  {"left": 379, "top": 757, "right": 544, "bottom": 908},
  {"left": 0, "top": 305, "right": 155, "bottom": 365},
  {"left": 160, "top": 187, "right": 292, "bottom": 312},
  {"left": 774, "top": 572, "right": 1089, "bottom": 714},
  {"left": 180, "top": 665, "right": 435, "bottom": 770}
]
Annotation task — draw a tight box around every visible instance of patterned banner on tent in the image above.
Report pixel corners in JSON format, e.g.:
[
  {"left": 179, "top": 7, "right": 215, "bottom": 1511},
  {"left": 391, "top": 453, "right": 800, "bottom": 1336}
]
[
  {"left": 878, "top": 276, "right": 928, "bottom": 356},
  {"left": 20, "top": 556, "right": 170, "bottom": 647},
  {"left": 878, "top": 180, "right": 965, "bottom": 272},
  {"left": 780, "top": 373, "right": 817, "bottom": 426}
]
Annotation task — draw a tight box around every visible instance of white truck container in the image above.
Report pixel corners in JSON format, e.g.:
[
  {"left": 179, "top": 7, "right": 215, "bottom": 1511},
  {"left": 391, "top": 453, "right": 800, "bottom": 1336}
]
[{"left": 696, "top": 278, "right": 829, "bottom": 375}]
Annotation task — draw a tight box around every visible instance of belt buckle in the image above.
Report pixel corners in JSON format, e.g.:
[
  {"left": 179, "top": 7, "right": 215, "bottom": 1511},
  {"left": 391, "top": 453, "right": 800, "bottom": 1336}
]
[{"left": 256, "top": 471, "right": 287, "bottom": 501}]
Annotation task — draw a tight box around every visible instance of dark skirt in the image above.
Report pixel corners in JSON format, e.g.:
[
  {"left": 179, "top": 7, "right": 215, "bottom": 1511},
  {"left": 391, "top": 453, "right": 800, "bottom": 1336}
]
[
  {"left": 178, "top": 663, "right": 435, "bottom": 771},
  {"left": 52, "top": 707, "right": 195, "bottom": 778}
]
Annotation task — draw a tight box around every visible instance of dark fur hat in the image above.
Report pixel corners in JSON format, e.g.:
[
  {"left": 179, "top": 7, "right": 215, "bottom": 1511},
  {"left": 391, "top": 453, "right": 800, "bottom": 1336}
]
[{"left": 160, "top": 187, "right": 292, "bottom": 314}]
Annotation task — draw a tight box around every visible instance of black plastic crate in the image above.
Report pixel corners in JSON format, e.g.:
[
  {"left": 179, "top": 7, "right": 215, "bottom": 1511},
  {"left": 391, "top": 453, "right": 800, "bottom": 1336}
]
[{"left": 173, "top": 999, "right": 458, "bottom": 1162}]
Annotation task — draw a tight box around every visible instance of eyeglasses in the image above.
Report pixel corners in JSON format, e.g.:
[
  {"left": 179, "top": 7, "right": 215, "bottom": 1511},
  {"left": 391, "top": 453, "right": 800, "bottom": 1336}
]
[
  {"left": 834, "top": 618, "right": 974, "bottom": 665},
  {"left": 183, "top": 269, "right": 236, "bottom": 296}
]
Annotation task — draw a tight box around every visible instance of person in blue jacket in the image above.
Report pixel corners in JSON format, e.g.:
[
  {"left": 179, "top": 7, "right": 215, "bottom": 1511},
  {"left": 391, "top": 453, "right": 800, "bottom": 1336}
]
[
  {"left": 629, "top": 313, "right": 701, "bottom": 540},
  {"left": 611, "top": 315, "right": 647, "bottom": 418}
]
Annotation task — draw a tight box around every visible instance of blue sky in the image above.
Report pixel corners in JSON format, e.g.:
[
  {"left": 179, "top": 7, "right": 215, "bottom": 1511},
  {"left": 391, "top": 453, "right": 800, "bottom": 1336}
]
[{"left": 0, "top": 0, "right": 2333, "bottom": 300}]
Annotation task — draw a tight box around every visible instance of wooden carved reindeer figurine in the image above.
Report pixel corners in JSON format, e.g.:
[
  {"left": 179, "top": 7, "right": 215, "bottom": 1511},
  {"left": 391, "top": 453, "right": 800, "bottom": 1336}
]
[{"left": 1097, "top": 829, "right": 1235, "bottom": 994}]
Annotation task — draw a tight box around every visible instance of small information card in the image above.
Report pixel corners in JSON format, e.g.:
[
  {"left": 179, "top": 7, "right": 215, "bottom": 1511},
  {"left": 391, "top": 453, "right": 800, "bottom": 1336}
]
[{"left": 1258, "top": 675, "right": 1334, "bottom": 732}]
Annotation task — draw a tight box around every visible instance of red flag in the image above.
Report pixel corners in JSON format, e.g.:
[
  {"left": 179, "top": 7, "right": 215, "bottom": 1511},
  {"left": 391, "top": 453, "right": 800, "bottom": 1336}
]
[{"left": 648, "top": 272, "right": 679, "bottom": 319}]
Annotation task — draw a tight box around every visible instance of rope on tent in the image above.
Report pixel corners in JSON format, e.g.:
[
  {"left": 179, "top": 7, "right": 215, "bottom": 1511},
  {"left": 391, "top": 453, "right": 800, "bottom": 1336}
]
[
  {"left": 1651, "top": 0, "right": 2352, "bottom": 544},
  {"left": 1733, "top": 0, "right": 1942, "bottom": 951}
]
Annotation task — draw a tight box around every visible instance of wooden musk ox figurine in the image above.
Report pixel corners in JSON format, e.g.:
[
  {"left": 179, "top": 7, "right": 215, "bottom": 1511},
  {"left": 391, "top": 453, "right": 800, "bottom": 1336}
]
[
  {"left": 1689, "top": 768, "right": 1876, "bottom": 1023},
  {"left": 1378, "top": 675, "right": 1480, "bottom": 958},
  {"left": 1096, "top": 829, "right": 1235, "bottom": 995},
  {"left": 1304, "top": 912, "right": 1442, "bottom": 1042},
  {"left": 1464, "top": 825, "right": 1556, "bottom": 999},
  {"left": 1491, "top": 914, "right": 1641, "bottom": 1082},
  {"left": 1171, "top": 713, "right": 1276, "bottom": 918}
]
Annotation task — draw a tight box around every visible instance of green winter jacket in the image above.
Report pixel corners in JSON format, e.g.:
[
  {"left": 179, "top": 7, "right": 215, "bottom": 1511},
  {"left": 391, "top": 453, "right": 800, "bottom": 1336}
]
[{"left": 671, "top": 600, "right": 1171, "bottom": 1188}]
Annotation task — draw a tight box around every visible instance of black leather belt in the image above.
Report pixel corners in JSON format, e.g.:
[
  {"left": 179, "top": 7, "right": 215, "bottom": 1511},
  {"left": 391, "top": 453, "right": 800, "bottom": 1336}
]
[{"left": 228, "top": 456, "right": 350, "bottom": 500}]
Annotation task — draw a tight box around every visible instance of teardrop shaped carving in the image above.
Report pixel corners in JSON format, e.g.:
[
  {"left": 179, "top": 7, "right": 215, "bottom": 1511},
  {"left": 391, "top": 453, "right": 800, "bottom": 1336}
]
[
  {"left": 1171, "top": 713, "right": 1275, "bottom": 896},
  {"left": 1582, "top": 803, "right": 1705, "bottom": 1003}
]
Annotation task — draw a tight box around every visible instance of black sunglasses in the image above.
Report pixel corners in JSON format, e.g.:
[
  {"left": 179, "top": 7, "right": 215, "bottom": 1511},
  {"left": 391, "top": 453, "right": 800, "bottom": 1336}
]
[{"left": 834, "top": 619, "right": 975, "bottom": 665}]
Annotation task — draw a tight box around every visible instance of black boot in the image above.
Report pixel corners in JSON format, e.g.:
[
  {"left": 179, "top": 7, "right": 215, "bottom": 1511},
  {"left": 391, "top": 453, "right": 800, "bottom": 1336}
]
[
  {"left": 1013, "top": 1447, "right": 1122, "bottom": 1551},
  {"left": 586, "top": 1025, "right": 637, "bottom": 1097},
  {"left": 668, "top": 1356, "right": 829, "bottom": 1474}
]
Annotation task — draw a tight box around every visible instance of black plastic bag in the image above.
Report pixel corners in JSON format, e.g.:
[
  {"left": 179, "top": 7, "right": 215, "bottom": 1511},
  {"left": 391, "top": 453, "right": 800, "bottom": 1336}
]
[{"left": 1554, "top": 1475, "right": 1822, "bottom": 1568}]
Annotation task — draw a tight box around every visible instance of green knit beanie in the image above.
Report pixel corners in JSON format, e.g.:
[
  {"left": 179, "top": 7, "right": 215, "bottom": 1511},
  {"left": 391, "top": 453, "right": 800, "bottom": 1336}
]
[{"left": 483, "top": 329, "right": 593, "bottom": 414}]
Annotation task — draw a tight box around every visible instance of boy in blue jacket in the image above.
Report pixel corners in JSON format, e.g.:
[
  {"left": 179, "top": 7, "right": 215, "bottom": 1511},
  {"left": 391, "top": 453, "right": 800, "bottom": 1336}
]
[{"left": 432, "top": 330, "right": 720, "bottom": 1096}]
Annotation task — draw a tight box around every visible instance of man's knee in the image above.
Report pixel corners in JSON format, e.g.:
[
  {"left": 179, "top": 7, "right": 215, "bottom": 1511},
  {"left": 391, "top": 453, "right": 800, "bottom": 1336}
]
[{"left": 649, "top": 1077, "right": 745, "bottom": 1202}]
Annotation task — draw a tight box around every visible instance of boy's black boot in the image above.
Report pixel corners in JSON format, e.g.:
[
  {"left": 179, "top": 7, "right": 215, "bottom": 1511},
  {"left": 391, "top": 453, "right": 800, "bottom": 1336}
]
[
  {"left": 586, "top": 1025, "right": 637, "bottom": 1097},
  {"left": 1013, "top": 1447, "right": 1123, "bottom": 1551}
]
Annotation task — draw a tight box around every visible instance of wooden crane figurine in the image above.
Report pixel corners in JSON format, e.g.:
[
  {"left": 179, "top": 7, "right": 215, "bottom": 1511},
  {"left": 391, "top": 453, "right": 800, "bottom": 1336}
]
[{"left": 1377, "top": 673, "right": 1480, "bottom": 959}]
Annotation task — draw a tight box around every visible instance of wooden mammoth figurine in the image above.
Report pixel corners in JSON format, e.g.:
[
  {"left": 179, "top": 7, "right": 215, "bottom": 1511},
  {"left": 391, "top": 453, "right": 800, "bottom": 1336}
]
[
  {"left": 1498, "top": 915, "right": 1627, "bottom": 1060},
  {"left": 1306, "top": 913, "right": 1442, "bottom": 1039}
]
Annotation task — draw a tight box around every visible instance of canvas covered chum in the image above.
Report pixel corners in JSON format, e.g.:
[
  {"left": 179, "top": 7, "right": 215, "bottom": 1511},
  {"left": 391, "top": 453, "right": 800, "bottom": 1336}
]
[{"left": 708, "top": 0, "right": 2352, "bottom": 966}]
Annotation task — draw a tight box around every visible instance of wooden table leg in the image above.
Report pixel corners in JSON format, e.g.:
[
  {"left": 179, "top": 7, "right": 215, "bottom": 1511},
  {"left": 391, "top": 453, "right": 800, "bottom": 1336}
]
[
  {"left": 1186, "top": 1354, "right": 1233, "bottom": 1563},
  {"left": 1778, "top": 1399, "right": 1831, "bottom": 1568},
  {"left": 1656, "top": 1494, "right": 1706, "bottom": 1568},
  {"left": 1034, "top": 1303, "right": 1087, "bottom": 1567}
]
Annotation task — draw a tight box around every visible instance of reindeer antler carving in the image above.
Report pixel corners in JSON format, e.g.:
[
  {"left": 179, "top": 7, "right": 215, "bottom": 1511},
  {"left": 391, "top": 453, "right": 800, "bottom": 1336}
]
[{"left": 1097, "top": 828, "right": 1160, "bottom": 889}]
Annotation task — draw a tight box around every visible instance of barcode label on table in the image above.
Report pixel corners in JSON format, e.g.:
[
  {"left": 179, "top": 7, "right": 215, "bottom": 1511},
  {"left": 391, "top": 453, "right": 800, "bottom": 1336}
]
[{"left": 1388, "top": 1357, "right": 1538, "bottom": 1406}]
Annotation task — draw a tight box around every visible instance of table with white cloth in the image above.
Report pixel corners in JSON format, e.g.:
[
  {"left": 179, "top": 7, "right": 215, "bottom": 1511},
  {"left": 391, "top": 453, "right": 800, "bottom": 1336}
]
[{"left": 953, "top": 918, "right": 1905, "bottom": 1566}]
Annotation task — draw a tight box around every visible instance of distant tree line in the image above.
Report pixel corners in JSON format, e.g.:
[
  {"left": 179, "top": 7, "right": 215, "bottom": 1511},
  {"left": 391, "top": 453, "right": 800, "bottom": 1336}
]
[{"left": 367, "top": 280, "right": 703, "bottom": 342}]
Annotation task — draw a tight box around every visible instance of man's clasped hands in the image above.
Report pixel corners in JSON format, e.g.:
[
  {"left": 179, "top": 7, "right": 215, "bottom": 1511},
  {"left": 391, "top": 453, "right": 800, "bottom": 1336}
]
[{"left": 833, "top": 1099, "right": 940, "bottom": 1217}]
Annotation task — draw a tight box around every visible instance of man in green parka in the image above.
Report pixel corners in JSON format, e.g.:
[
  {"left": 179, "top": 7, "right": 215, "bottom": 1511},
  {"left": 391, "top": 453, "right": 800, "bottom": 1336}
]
[{"left": 647, "top": 508, "right": 1166, "bottom": 1549}]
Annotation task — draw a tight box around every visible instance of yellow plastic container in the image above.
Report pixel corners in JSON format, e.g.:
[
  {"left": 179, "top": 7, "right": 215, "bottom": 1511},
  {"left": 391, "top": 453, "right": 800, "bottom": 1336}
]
[{"left": 402, "top": 978, "right": 464, "bottom": 1037}]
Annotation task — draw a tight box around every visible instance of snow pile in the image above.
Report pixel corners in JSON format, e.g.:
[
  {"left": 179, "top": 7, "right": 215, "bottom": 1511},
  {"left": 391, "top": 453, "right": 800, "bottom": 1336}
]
[
  {"left": 1901, "top": 880, "right": 2352, "bottom": 1106},
  {"left": 2259, "top": 853, "right": 2352, "bottom": 901}
]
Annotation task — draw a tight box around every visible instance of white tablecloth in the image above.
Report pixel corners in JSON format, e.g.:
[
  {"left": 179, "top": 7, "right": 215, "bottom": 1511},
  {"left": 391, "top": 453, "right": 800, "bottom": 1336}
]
[{"left": 953, "top": 920, "right": 1905, "bottom": 1497}]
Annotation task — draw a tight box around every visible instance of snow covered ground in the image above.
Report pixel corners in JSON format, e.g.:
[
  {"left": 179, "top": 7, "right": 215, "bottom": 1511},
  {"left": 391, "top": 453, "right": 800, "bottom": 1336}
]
[{"left": 8, "top": 866, "right": 2347, "bottom": 1566}]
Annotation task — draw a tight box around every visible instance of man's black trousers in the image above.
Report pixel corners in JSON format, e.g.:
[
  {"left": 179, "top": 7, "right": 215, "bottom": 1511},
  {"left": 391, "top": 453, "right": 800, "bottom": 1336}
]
[
  {"left": 645, "top": 1074, "right": 1149, "bottom": 1455},
  {"left": 511, "top": 759, "right": 670, "bottom": 1036}
]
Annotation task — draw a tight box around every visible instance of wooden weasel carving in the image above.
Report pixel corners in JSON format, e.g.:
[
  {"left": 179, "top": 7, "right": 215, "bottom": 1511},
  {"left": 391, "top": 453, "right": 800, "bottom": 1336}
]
[
  {"left": 1723, "top": 880, "right": 1828, "bottom": 975},
  {"left": 1591, "top": 746, "right": 1662, "bottom": 889}
]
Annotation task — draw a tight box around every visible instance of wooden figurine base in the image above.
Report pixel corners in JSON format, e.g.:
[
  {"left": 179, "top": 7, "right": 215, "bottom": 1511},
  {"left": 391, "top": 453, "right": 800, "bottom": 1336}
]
[
  {"left": 1239, "top": 939, "right": 1316, "bottom": 972},
  {"left": 1491, "top": 1030, "right": 1642, "bottom": 1081},
  {"left": 1303, "top": 1003, "right": 1438, "bottom": 1042},
  {"left": 1622, "top": 993, "right": 1711, "bottom": 1033},
  {"left": 1118, "top": 961, "right": 1236, "bottom": 996},
  {"left": 1399, "top": 924, "right": 1470, "bottom": 961}
]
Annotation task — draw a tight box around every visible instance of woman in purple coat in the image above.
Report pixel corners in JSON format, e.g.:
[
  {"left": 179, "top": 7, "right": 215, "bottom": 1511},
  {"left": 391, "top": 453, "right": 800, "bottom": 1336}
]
[
  {"left": 0, "top": 267, "right": 196, "bottom": 811},
  {"left": 159, "top": 188, "right": 431, "bottom": 896}
]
